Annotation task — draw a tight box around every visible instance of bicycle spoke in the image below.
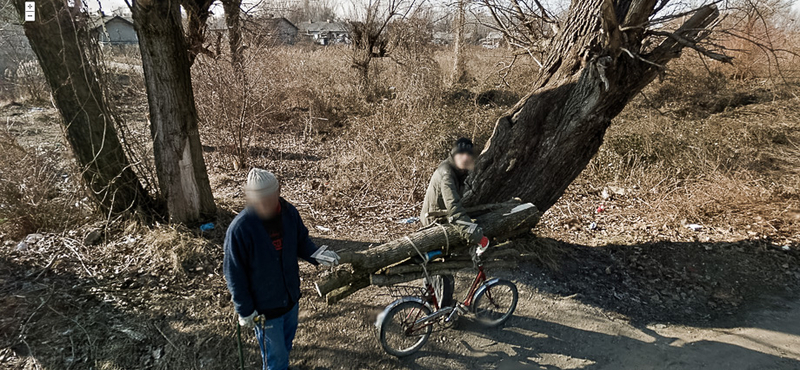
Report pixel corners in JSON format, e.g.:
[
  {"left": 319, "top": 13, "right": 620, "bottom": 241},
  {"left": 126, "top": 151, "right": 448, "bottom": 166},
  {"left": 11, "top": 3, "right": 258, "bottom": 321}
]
[
  {"left": 384, "top": 306, "right": 428, "bottom": 352},
  {"left": 474, "top": 281, "right": 517, "bottom": 326}
]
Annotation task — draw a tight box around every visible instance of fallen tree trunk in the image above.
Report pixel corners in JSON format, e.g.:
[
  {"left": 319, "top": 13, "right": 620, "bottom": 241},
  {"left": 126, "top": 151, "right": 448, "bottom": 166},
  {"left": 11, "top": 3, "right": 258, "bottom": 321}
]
[
  {"left": 315, "top": 201, "right": 540, "bottom": 303},
  {"left": 370, "top": 259, "right": 518, "bottom": 286}
]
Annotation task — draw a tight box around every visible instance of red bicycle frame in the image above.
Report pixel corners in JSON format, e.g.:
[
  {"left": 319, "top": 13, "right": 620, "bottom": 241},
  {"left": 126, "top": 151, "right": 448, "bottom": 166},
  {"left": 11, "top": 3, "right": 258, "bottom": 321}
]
[
  {"left": 462, "top": 265, "right": 486, "bottom": 308},
  {"left": 401, "top": 264, "right": 488, "bottom": 336},
  {"left": 426, "top": 264, "right": 487, "bottom": 311}
]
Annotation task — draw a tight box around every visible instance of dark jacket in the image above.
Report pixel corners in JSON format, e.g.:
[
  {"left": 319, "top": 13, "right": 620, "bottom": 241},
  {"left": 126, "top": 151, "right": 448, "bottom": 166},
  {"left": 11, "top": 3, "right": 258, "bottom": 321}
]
[
  {"left": 224, "top": 199, "right": 319, "bottom": 316},
  {"left": 420, "top": 158, "right": 482, "bottom": 244}
]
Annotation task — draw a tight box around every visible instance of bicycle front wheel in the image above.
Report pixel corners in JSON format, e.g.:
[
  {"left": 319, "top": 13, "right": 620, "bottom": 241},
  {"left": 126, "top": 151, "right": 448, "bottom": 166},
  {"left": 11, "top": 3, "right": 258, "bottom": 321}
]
[
  {"left": 472, "top": 279, "right": 518, "bottom": 327},
  {"left": 377, "top": 300, "right": 432, "bottom": 357}
]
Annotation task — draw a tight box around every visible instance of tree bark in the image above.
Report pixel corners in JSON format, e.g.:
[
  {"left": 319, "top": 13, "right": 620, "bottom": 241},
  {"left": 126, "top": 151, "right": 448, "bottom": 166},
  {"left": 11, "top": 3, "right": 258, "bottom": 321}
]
[
  {"left": 450, "top": 0, "right": 469, "bottom": 86},
  {"left": 465, "top": 0, "right": 721, "bottom": 212},
  {"left": 314, "top": 201, "right": 540, "bottom": 303},
  {"left": 370, "top": 259, "right": 518, "bottom": 286},
  {"left": 222, "top": 0, "right": 244, "bottom": 70},
  {"left": 13, "top": 0, "right": 151, "bottom": 215},
  {"left": 132, "top": 0, "right": 216, "bottom": 223},
  {"left": 182, "top": 0, "right": 215, "bottom": 65}
]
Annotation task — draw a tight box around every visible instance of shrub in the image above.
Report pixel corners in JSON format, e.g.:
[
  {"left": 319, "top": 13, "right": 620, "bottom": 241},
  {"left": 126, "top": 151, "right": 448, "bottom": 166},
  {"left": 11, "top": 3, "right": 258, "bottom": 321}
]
[{"left": 0, "top": 130, "right": 89, "bottom": 240}]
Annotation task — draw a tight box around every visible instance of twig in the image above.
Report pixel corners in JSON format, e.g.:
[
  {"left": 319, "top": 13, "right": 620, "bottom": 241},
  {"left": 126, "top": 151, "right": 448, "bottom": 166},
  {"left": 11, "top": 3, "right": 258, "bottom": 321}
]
[
  {"left": 154, "top": 323, "right": 179, "bottom": 352},
  {"left": 28, "top": 251, "right": 61, "bottom": 283},
  {"left": 47, "top": 305, "right": 95, "bottom": 351},
  {"left": 62, "top": 238, "right": 96, "bottom": 279},
  {"left": 648, "top": 29, "right": 733, "bottom": 63}
]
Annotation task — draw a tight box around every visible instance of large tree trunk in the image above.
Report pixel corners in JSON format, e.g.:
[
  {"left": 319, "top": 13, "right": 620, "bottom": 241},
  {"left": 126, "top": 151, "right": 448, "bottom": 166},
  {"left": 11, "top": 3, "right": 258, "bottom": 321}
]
[
  {"left": 315, "top": 201, "right": 540, "bottom": 303},
  {"left": 465, "top": 0, "right": 721, "bottom": 212},
  {"left": 182, "top": 0, "right": 215, "bottom": 65},
  {"left": 131, "top": 0, "right": 216, "bottom": 224},
  {"left": 13, "top": 0, "right": 151, "bottom": 215},
  {"left": 450, "top": 0, "right": 468, "bottom": 86},
  {"left": 222, "top": 0, "right": 244, "bottom": 70}
]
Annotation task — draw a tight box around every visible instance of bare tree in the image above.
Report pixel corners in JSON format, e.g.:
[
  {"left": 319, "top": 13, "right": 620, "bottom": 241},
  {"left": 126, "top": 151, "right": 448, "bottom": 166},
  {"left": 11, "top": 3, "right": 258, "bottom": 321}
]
[
  {"left": 130, "top": 0, "right": 216, "bottom": 223},
  {"left": 221, "top": 0, "right": 245, "bottom": 70},
  {"left": 450, "top": 0, "right": 469, "bottom": 86},
  {"left": 464, "top": 0, "right": 733, "bottom": 212},
  {"left": 11, "top": 0, "right": 152, "bottom": 216},
  {"left": 347, "top": 0, "right": 417, "bottom": 90},
  {"left": 183, "top": 0, "right": 216, "bottom": 64},
  {"left": 287, "top": 0, "right": 338, "bottom": 24},
  {"left": 474, "top": 0, "right": 559, "bottom": 63}
]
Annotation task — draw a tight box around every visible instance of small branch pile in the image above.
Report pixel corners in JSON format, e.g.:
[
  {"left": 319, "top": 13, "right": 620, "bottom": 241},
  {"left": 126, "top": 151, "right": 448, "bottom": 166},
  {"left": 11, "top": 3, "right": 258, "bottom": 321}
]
[{"left": 315, "top": 200, "right": 541, "bottom": 304}]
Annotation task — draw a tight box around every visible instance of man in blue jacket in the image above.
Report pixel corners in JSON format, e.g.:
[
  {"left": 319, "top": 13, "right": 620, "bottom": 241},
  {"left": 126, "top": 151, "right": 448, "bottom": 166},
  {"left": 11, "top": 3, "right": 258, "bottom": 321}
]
[{"left": 224, "top": 168, "right": 340, "bottom": 370}]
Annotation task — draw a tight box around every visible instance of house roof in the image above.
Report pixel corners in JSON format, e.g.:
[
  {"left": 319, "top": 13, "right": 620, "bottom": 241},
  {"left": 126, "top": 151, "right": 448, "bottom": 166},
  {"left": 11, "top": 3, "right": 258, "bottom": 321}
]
[
  {"left": 484, "top": 31, "right": 504, "bottom": 40},
  {"left": 207, "top": 15, "right": 298, "bottom": 32},
  {"left": 89, "top": 15, "right": 134, "bottom": 31},
  {"left": 433, "top": 31, "right": 454, "bottom": 41},
  {"left": 262, "top": 17, "right": 298, "bottom": 30},
  {"left": 298, "top": 21, "right": 347, "bottom": 34}
]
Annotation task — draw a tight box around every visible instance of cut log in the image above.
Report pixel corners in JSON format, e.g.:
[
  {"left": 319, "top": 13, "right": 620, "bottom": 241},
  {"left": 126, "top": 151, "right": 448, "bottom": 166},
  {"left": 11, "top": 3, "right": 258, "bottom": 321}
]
[
  {"left": 370, "top": 260, "right": 518, "bottom": 286},
  {"left": 314, "top": 201, "right": 540, "bottom": 303}
]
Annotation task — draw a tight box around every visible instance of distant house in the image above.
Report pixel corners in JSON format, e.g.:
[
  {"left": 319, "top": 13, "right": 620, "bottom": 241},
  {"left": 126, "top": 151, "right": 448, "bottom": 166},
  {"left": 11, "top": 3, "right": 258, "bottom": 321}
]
[
  {"left": 432, "top": 31, "right": 454, "bottom": 45},
  {"left": 297, "top": 20, "right": 349, "bottom": 45},
  {"left": 432, "top": 31, "right": 475, "bottom": 46},
  {"left": 481, "top": 32, "right": 504, "bottom": 49},
  {"left": 208, "top": 16, "right": 298, "bottom": 46},
  {"left": 90, "top": 15, "right": 138, "bottom": 45},
  {"left": 253, "top": 17, "right": 299, "bottom": 45}
]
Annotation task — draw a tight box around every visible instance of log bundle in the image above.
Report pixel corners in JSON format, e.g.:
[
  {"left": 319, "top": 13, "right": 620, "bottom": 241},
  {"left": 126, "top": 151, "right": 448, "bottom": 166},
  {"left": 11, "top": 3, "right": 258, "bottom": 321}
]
[{"left": 315, "top": 200, "right": 541, "bottom": 304}]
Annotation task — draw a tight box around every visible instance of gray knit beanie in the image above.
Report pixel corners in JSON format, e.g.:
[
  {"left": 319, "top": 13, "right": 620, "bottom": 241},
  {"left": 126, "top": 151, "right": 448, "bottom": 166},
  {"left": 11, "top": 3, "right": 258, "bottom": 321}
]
[{"left": 245, "top": 168, "right": 279, "bottom": 199}]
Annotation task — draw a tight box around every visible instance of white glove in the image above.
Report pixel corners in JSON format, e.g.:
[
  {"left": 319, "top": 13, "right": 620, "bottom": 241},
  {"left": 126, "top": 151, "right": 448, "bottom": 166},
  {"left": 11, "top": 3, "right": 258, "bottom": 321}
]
[
  {"left": 312, "top": 245, "right": 340, "bottom": 267},
  {"left": 238, "top": 310, "right": 258, "bottom": 328}
]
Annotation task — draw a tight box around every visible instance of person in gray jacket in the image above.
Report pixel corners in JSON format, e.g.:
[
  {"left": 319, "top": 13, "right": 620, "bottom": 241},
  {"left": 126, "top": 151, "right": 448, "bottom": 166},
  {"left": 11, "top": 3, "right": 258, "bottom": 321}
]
[
  {"left": 421, "top": 137, "right": 484, "bottom": 243},
  {"left": 419, "top": 138, "right": 488, "bottom": 306}
]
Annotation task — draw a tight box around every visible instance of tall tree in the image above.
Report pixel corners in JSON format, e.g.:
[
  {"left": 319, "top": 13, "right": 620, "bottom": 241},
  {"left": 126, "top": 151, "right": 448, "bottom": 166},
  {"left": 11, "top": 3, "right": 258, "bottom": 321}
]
[
  {"left": 221, "top": 0, "right": 244, "bottom": 70},
  {"left": 182, "top": 0, "right": 215, "bottom": 64},
  {"left": 465, "top": 0, "right": 729, "bottom": 211},
  {"left": 12, "top": 0, "right": 152, "bottom": 215},
  {"left": 348, "top": 0, "right": 416, "bottom": 90},
  {"left": 130, "top": 0, "right": 216, "bottom": 223},
  {"left": 450, "top": 0, "right": 469, "bottom": 86}
]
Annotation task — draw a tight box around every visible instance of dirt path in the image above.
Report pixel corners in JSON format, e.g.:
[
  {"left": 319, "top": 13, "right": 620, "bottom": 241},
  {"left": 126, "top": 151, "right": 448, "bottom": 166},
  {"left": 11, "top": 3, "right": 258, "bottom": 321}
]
[
  {"left": 469, "top": 293, "right": 800, "bottom": 370},
  {"left": 292, "top": 270, "right": 800, "bottom": 370}
]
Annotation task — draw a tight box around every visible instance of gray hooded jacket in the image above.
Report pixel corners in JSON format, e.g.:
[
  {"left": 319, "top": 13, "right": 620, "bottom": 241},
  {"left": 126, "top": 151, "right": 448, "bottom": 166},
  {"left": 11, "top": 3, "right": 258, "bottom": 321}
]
[{"left": 420, "top": 158, "right": 482, "bottom": 244}]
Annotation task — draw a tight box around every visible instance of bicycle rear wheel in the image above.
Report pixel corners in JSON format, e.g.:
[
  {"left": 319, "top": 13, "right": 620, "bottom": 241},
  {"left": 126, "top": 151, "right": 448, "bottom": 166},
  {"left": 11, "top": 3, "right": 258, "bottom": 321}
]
[
  {"left": 377, "top": 300, "right": 432, "bottom": 357},
  {"left": 472, "top": 279, "right": 518, "bottom": 327}
]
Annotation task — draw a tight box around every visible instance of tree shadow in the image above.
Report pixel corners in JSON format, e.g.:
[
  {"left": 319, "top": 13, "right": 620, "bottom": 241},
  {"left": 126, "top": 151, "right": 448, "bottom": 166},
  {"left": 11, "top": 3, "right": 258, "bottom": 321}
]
[
  {"left": 444, "top": 314, "right": 800, "bottom": 370},
  {"left": 519, "top": 238, "right": 800, "bottom": 329},
  {"left": 286, "top": 236, "right": 800, "bottom": 370},
  {"left": 2, "top": 234, "right": 797, "bottom": 370},
  {"left": 0, "top": 253, "right": 257, "bottom": 369}
]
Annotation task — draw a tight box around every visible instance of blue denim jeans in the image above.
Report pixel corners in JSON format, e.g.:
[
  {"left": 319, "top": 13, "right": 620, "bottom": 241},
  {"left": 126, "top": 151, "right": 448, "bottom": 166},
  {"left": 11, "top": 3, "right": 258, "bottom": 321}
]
[{"left": 253, "top": 304, "right": 298, "bottom": 370}]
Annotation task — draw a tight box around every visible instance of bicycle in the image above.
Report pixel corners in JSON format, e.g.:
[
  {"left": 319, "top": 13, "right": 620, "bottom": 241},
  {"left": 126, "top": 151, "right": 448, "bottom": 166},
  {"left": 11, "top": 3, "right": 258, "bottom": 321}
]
[{"left": 375, "top": 248, "right": 518, "bottom": 357}]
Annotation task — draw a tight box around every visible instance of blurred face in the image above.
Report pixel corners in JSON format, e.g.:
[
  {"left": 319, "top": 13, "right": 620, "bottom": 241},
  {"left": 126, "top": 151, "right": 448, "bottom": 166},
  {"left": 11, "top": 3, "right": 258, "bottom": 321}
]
[
  {"left": 249, "top": 188, "right": 281, "bottom": 219},
  {"left": 453, "top": 152, "right": 475, "bottom": 171}
]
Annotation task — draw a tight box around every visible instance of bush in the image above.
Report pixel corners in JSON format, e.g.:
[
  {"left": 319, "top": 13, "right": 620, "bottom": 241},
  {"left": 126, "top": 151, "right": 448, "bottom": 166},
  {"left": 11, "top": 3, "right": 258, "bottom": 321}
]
[{"left": 0, "top": 131, "right": 89, "bottom": 240}]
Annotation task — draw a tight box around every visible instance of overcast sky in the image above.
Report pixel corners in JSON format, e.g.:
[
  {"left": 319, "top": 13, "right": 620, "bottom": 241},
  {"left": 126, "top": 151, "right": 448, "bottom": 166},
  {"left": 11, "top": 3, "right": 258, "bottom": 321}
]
[{"left": 86, "top": 0, "right": 128, "bottom": 13}]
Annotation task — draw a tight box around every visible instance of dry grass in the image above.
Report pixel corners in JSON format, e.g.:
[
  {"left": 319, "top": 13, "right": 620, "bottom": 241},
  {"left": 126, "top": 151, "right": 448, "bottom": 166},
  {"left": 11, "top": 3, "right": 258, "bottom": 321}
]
[
  {"left": 0, "top": 128, "right": 89, "bottom": 240},
  {"left": 3, "top": 27, "right": 800, "bottom": 370},
  {"left": 188, "top": 43, "right": 800, "bottom": 243}
]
